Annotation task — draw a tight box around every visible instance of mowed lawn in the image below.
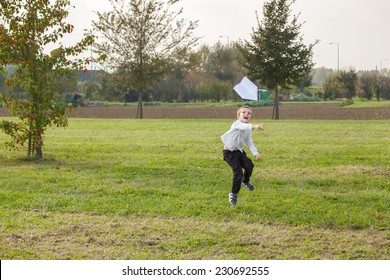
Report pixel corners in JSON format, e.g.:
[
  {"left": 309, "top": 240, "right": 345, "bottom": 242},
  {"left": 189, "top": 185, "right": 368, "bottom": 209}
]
[{"left": 0, "top": 118, "right": 389, "bottom": 259}]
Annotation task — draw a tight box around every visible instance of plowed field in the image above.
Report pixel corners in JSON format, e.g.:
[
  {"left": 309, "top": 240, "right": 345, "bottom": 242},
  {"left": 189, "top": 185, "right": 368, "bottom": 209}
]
[{"left": 1, "top": 103, "right": 390, "bottom": 119}]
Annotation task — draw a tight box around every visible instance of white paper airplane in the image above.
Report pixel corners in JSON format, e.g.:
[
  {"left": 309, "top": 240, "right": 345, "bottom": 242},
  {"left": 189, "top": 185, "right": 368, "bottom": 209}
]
[{"left": 233, "top": 76, "right": 258, "bottom": 101}]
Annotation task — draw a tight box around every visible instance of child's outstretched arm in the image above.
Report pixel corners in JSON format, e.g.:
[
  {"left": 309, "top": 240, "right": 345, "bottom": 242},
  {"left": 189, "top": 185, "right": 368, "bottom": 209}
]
[{"left": 252, "top": 124, "right": 264, "bottom": 131}]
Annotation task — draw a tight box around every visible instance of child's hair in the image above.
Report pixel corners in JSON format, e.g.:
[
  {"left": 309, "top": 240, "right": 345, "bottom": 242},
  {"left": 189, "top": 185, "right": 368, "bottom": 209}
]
[{"left": 236, "top": 105, "right": 252, "bottom": 117}]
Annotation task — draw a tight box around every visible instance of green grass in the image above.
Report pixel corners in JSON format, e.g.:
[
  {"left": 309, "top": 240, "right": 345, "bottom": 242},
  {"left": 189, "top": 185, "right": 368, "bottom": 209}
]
[
  {"left": 348, "top": 100, "right": 390, "bottom": 108},
  {"left": 0, "top": 118, "right": 389, "bottom": 259}
]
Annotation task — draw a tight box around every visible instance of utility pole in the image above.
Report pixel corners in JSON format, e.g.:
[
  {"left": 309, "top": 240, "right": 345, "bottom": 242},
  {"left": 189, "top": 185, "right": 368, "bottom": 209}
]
[{"left": 330, "top": 42, "right": 340, "bottom": 71}]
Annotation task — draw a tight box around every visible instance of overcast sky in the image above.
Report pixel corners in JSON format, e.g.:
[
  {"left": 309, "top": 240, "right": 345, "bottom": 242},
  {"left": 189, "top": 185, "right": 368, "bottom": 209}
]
[{"left": 68, "top": 0, "right": 390, "bottom": 71}]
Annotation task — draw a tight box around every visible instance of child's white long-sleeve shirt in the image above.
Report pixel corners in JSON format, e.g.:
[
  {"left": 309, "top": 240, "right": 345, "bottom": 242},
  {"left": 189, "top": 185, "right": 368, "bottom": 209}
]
[{"left": 221, "top": 120, "right": 259, "bottom": 156}]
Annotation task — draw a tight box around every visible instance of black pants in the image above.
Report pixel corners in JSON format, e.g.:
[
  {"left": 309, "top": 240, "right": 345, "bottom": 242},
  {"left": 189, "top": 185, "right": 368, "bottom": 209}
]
[{"left": 223, "top": 150, "right": 254, "bottom": 194}]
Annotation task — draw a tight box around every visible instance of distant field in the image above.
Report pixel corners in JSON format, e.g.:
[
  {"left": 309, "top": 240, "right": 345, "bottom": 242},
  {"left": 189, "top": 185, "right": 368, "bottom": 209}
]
[
  {"left": 63, "top": 101, "right": 390, "bottom": 120},
  {"left": 0, "top": 118, "right": 389, "bottom": 259},
  {"left": 348, "top": 100, "right": 390, "bottom": 108},
  {"left": 1, "top": 101, "right": 390, "bottom": 120}
]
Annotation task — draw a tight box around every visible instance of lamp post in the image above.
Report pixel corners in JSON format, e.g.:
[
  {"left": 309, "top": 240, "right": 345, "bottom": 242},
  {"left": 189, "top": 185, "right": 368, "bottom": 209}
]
[
  {"left": 329, "top": 42, "right": 340, "bottom": 71},
  {"left": 219, "top": 35, "right": 229, "bottom": 47},
  {"left": 380, "top": 58, "right": 388, "bottom": 71}
]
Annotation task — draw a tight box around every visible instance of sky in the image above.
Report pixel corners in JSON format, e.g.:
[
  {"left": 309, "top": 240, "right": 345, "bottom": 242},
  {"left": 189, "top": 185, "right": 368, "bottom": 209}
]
[{"left": 68, "top": 0, "right": 390, "bottom": 71}]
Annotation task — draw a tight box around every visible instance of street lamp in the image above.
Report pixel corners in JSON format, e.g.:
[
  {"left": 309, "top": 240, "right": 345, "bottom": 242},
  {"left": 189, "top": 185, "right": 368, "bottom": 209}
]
[
  {"left": 329, "top": 42, "right": 340, "bottom": 71},
  {"left": 219, "top": 35, "right": 230, "bottom": 47},
  {"left": 380, "top": 58, "right": 388, "bottom": 71}
]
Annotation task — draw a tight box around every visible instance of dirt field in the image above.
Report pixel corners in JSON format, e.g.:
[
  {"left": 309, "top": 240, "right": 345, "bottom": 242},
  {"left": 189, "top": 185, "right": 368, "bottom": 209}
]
[{"left": 1, "top": 103, "right": 390, "bottom": 120}]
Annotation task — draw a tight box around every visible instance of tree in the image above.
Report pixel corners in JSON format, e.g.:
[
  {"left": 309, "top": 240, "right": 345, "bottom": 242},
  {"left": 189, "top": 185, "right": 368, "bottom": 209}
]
[
  {"left": 197, "top": 78, "right": 232, "bottom": 102},
  {"left": 204, "top": 42, "right": 244, "bottom": 84},
  {"left": 311, "top": 67, "right": 333, "bottom": 86},
  {"left": 337, "top": 68, "right": 357, "bottom": 99},
  {"left": 323, "top": 74, "right": 343, "bottom": 100},
  {"left": 238, "top": 0, "right": 317, "bottom": 119},
  {"left": 370, "top": 72, "right": 385, "bottom": 102},
  {"left": 359, "top": 71, "right": 375, "bottom": 100},
  {"left": 0, "top": 0, "right": 94, "bottom": 158},
  {"left": 93, "top": 0, "right": 199, "bottom": 118},
  {"left": 379, "top": 70, "right": 390, "bottom": 100},
  {"left": 297, "top": 70, "right": 313, "bottom": 92}
]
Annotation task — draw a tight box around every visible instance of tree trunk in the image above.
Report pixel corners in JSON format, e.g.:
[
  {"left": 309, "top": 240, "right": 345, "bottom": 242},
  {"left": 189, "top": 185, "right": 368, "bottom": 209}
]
[
  {"left": 272, "top": 86, "right": 280, "bottom": 120},
  {"left": 35, "top": 147, "right": 43, "bottom": 158},
  {"left": 27, "top": 134, "right": 32, "bottom": 157},
  {"left": 136, "top": 91, "right": 143, "bottom": 119},
  {"left": 27, "top": 136, "right": 42, "bottom": 158}
]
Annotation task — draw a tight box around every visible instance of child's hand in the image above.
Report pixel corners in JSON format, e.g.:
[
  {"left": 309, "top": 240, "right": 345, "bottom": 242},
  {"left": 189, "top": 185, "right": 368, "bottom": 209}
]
[
  {"left": 255, "top": 154, "right": 261, "bottom": 161},
  {"left": 253, "top": 124, "right": 264, "bottom": 131}
]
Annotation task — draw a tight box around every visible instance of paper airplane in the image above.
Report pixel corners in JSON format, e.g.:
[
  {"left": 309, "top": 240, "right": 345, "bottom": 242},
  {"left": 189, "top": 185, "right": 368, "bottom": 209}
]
[{"left": 233, "top": 76, "right": 258, "bottom": 101}]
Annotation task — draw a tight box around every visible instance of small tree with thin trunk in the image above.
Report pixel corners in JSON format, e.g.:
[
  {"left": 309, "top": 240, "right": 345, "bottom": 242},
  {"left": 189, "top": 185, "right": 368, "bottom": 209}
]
[{"left": 0, "top": 0, "right": 94, "bottom": 158}]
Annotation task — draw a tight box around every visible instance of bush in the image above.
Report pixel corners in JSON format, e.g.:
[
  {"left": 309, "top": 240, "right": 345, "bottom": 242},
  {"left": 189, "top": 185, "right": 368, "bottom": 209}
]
[
  {"left": 242, "top": 100, "right": 274, "bottom": 107},
  {"left": 290, "top": 93, "right": 323, "bottom": 102},
  {"left": 340, "top": 99, "right": 354, "bottom": 107},
  {"left": 353, "top": 97, "right": 368, "bottom": 102}
]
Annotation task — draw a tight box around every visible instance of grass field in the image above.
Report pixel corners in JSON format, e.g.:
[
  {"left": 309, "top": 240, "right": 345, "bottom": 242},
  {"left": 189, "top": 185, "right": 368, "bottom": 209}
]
[
  {"left": 0, "top": 118, "right": 389, "bottom": 259},
  {"left": 348, "top": 100, "right": 390, "bottom": 108}
]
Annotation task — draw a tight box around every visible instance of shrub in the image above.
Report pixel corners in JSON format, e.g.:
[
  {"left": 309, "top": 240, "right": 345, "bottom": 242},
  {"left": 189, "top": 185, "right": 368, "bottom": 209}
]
[
  {"left": 242, "top": 100, "right": 274, "bottom": 107},
  {"left": 290, "top": 93, "right": 323, "bottom": 102},
  {"left": 340, "top": 99, "right": 354, "bottom": 107}
]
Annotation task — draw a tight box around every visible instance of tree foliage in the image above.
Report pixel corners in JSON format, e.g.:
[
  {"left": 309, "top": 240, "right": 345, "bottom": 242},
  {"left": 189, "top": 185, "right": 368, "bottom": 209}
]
[
  {"left": 370, "top": 72, "right": 385, "bottom": 102},
  {"left": 359, "top": 72, "right": 375, "bottom": 100},
  {"left": 323, "top": 74, "right": 343, "bottom": 100},
  {"left": 238, "top": 0, "right": 317, "bottom": 119},
  {"left": 0, "top": 0, "right": 94, "bottom": 157},
  {"left": 337, "top": 68, "right": 357, "bottom": 100},
  {"left": 204, "top": 42, "right": 244, "bottom": 83},
  {"left": 322, "top": 69, "right": 390, "bottom": 101},
  {"left": 93, "top": 0, "right": 199, "bottom": 118}
]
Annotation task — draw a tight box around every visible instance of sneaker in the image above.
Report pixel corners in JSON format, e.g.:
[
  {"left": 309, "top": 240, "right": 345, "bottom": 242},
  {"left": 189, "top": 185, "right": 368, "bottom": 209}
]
[
  {"left": 229, "top": 192, "right": 238, "bottom": 206},
  {"left": 242, "top": 181, "right": 254, "bottom": 191}
]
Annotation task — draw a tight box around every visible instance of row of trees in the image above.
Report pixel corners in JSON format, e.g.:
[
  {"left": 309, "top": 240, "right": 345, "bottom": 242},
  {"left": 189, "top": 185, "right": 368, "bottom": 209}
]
[
  {"left": 0, "top": 0, "right": 319, "bottom": 158},
  {"left": 91, "top": 0, "right": 315, "bottom": 120},
  {"left": 75, "top": 59, "right": 390, "bottom": 105},
  {"left": 322, "top": 68, "right": 390, "bottom": 101},
  {"left": 3, "top": 50, "right": 390, "bottom": 107},
  {"left": 74, "top": 43, "right": 245, "bottom": 103}
]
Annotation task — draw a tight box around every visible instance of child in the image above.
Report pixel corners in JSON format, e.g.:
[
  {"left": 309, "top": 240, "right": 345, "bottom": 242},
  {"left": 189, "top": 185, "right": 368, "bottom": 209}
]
[{"left": 221, "top": 105, "right": 264, "bottom": 206}]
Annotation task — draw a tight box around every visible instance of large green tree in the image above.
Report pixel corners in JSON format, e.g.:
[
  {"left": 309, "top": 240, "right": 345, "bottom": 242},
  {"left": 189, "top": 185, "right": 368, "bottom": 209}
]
[
  {"left": 0, "top": 0, "right": 94, "bottom": 157},
  {"left": 238, "top": 0, "right": 317, "bottom": 119},
  {"left": 93, "top": 0, "right": 199, "bottom": 118}
]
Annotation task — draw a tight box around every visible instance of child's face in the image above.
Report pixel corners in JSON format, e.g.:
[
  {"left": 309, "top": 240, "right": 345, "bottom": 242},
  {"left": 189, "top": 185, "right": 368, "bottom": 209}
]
[{"left": 237, "top": 108, "right": 252, "bottom": 123}]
